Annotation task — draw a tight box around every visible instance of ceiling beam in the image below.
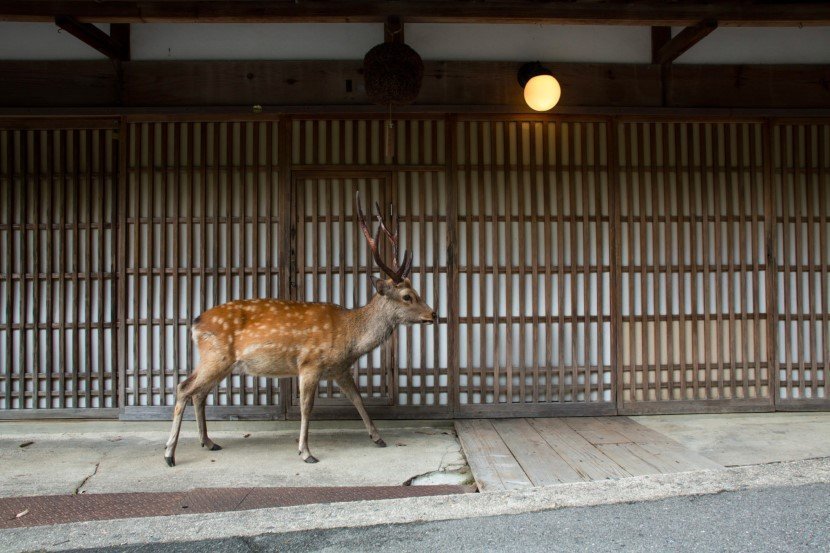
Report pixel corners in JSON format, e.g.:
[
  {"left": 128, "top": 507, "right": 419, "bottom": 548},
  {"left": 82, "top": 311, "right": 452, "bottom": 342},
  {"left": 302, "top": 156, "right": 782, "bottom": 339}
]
[
  {"left": 385, "top": 15, "right": 404, "bottom": 44},
  {"left": 55, "top": 16, "right": 130, "bottom": 60},
  {"left": 109, "top": 23, "right": 131, "bottom": 61},
  {"left": 3, "top": 1, "right": 830, "bottom": 26},
  {"left": 653, "top": 20, "right": 718, "bottom": 65},
  {"left": 651, "top": 26, "right": 672, "bottom": 64},
  {"left": 1, "top": 60, "right": 828, "bottom": 110}
]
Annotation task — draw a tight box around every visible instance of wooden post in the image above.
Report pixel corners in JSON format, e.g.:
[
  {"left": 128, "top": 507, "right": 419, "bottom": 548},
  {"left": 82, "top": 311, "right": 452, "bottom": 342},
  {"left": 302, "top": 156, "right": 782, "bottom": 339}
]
[{"left": 445, "top": 114, "right": 459, "bottom": 416}]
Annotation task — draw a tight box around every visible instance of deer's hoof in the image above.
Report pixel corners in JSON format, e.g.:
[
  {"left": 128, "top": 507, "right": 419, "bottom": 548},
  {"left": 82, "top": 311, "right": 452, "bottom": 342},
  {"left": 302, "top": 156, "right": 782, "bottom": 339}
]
[
  {"left": 374, "top": 438, "right": 387, "bottom": 448},
  {"left": 209, "top": 443, "right": 222, "bottom": 451},
  {"left": 303, "top": 455, "right": 319, "bottom": 464},
  {"left": 165, "top": 456, "right": 175, "bottom": 467}
]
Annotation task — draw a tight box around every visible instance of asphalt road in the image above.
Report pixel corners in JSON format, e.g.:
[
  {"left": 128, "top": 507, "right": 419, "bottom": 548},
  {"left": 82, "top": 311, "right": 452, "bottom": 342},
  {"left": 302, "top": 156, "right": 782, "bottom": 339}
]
[{"left": 77, "top": 482, "right": 830, "bottom": 553}]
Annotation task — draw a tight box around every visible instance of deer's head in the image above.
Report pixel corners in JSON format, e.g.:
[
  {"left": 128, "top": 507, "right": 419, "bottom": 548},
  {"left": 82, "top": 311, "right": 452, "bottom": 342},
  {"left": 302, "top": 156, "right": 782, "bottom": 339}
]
[{"left": 356, "top": 192, "right": 436, "bottom": 326}]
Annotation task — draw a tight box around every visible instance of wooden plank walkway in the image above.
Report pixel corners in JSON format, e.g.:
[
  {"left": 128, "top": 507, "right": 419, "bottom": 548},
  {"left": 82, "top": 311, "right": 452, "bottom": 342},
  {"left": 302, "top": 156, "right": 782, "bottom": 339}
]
[{"left": 456, "top": 417, "right": 724, "bottom": 492}]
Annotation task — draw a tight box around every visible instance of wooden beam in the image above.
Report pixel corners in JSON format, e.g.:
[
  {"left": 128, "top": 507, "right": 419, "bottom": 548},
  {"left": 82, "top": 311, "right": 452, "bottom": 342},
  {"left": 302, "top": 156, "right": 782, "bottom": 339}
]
[
  {"left": 385, "top": 15, "right": 404, "bottom": 44},
  {"left": 0, "top": 60, "right": 828, "bottom": 110},
  {"left": 54, "top": 15, "right": 129, "bottom": 60},
  {"left": 654, "top": 19, "right": 718, "bottom": 65},
  {"left": 651, "top": 26, "right": 672, "bottom": 64},
  {"left": 109, "top": 23, "right": 131, "bottom": 61},
  {"left": 2, "top": 1, "right": 829, "bottom": 26}
]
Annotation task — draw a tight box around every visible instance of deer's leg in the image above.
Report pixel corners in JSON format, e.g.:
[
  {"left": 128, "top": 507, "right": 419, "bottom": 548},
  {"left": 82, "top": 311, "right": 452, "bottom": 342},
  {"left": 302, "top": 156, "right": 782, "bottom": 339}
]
[
  {"left": 335, "top": 371, "right": 385, "bottom": 447},
  {"left": 298, "top": 369, "right": 321, "bottom": 463},
  {"left": 193, "top": 391, "right": 221, "bottom": 451},
  {"left": 165, "top": 345, "right": 231, "bottom": 467},
  {"left": 164, "top": 374, "right": 198, "bottom": 467}
]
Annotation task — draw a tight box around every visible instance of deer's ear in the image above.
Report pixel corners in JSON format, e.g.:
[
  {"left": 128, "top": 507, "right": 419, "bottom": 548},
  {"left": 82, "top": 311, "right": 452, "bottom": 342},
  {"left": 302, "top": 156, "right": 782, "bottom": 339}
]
[{"left": 370, "top": 275, "right": 392, "bottom": 296}]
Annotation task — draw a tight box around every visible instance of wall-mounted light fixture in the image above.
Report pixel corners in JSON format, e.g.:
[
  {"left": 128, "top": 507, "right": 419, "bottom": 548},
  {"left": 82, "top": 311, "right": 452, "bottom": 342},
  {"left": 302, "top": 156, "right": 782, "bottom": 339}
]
[{"left": 517, "top": 62, "right": 561, "bottom": 112}]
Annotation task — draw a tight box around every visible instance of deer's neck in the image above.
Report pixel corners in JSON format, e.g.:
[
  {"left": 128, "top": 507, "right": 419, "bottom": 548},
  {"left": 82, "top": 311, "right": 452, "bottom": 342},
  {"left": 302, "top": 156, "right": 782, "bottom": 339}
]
[{"left": 348, "top": 294, "right": 397, "bottom": 358}]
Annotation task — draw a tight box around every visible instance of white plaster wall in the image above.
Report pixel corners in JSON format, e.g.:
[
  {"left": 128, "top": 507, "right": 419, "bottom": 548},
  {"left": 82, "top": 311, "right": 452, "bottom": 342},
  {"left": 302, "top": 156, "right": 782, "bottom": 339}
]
[
  {"left": 0, "top": 22, "right": 110, "bottom": 59},
  {"left": 672, "top": 26, "right": 830, "bottom": 64},
  {"left": 1, "top": 22, "right": 828, "bottom": 63}
]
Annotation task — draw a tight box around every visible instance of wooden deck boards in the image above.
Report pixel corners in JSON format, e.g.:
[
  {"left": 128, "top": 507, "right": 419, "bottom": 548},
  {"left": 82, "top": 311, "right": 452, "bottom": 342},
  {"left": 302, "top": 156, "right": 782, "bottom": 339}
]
[{"left": 455, "top": 417, "right": 725, "bottom": 492}]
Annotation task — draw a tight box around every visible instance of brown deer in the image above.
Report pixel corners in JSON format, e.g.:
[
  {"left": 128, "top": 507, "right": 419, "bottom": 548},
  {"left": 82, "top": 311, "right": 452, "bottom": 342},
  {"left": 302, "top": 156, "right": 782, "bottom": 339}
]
[{"left": 164, "top": 191, "right": 435, "bottom": 466}]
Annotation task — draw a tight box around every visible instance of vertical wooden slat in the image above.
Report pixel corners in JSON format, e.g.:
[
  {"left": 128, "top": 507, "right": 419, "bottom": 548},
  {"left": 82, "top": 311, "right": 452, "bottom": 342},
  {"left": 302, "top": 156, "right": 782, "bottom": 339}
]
[
  {"left": 649, "top": 123, "right": 661, "bottom": 401},
  {"left": 736, "top": 124, "right": 750, "bottom": 399},
  {"left": 609, "top": 117, "right": 622, "bottom": 410},
  {"left": 185, "top": 122, "right": 194, "bottom": 389},
  {"left": 567, "top": 123, "right": 579, "bottom": 402},
  {"left": 723, "top": 124, "right": 737, "bottom": 397},
  {"left": 818, "top": 127, "right": 828, "bottom": 402},
  {"left": 430, "top": 171, "right": 441, "bottom": 403},
  {"left": 749, "top": 124, "right": 764, "bottom": 399},
  {"left": 97, "top": 129, "right": 106, "bottom": 407},
  {"left": 674, "top": 123, "right": 688, "bottom": 400},
  {"left": 44, "top": 131, "right": 55, "bottom": 407},
  {"left": 171, "top": 123, "right": 181, "bottom": 394},
  {"left": 158, "top": 124, "right": 168, "bottom": 406},
  {"left": 529, "top": 122, "right": 540, "bottom": 403},
  {"left": 543, "top": 122, "right": 554, "bottom": 403},
  {"left": 4, "top": 131, "right": 15, "bottom": 408},
  {"left": 687, "top": 123, "right": 701, "bottom": 400},
  {"left": 490, "top": 122, "right": 502, "bottom": 404},
  {"left": 477, "top": 122, "right": 488, "bottom": 404},
  {"left": 661, "top": 122, "right": 675, "bottom": 400},
  {"left": 580, "top": 124, "right": 591, "bottom": 401},
  {"left": 780, "top": 125, "right": 794, "bottom": 399},
  {"left": 637, "top": 123, "right": 650, "bottom": 401},
  {"left": 505, "top": 122, "right": 515, "bottom": 402},
  {"left": 624, "top": 123, "right": 636, "bottom": 403},
  {"left": 464, "top": 121, "right": 474, "bottom": 402},
  {"left": 766, "top": 121, "right": 779, "bottom": 405},
  {"left": 594, "top": 122, "right": 606, "bottom": 402},
  {"left": 804, "top": 125, "right": 818, "bottom": 399},
  {"left": 446, "top": 115, "right": 459, "bottom": 415},
  {"left": 131, "top": 125, "right": 141, "bottom": 407},
  {"left": 517, "top": 122, "right": 527, "bottom": 403},
  {"left": 70, "top": 129, "right": 80, "bottom": 408},
  {"left": 700, "top": 124, "right": 714, "bottom": 400},
  {"left": 564, "top": 122, "right": 573, "bottom": 402},
  {"left": 32, "top": 131, "right": 41, "bottom": 408}
]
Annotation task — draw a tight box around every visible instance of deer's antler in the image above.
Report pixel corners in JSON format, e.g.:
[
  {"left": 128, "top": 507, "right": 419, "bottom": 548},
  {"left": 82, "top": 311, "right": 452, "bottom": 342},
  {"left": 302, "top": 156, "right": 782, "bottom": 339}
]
[{"left": 355, "top": 191, "right": 413, "bottom": 284}]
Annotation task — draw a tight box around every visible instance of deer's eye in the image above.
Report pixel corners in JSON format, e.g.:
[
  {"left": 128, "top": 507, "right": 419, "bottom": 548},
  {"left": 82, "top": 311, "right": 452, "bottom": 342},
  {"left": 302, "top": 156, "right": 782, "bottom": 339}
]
[{"left": 402, "top": 294, "right": 412, "bottom": 302}]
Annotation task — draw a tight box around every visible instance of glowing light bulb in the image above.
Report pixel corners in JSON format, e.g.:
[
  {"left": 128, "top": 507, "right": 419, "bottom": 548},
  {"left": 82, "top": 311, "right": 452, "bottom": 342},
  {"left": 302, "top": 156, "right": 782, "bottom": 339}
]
[{"left": 523, "top": 74, "right": 561, "bottom": 112}]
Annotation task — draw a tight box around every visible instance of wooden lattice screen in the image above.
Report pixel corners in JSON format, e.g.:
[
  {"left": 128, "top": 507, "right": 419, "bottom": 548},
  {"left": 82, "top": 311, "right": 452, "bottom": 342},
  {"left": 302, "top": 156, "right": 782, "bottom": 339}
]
[
  {"left": 455, "top": 118, "right": 614, "bottom": 416},
  {"left": 617, "top": 121, "right": 772, "bottom": 413},
  {"left": 122, "top": 118, "right": 283, "bottom": 418},
  {"left": 2, "top": 114, "right": 829, "bottom": 419},
  {"left": 0, "top": 121, "right": 119, "bottom": 413},
  {"left": 773, "top": 122, "right": 830, "bottom": 408},
  {"left": 290, "top": 118, "right": 449, "bottom": 417}
]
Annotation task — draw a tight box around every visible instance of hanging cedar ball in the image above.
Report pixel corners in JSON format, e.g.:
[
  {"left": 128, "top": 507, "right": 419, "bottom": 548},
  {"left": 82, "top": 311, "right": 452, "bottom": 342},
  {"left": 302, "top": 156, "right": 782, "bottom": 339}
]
[{"left": 363, "top": 42, "right": 424, "bottom": 105}]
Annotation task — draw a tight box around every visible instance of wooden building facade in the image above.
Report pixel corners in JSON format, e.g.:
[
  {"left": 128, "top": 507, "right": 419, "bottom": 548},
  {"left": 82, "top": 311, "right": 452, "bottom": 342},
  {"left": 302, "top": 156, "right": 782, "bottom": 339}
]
[{"left": 1, "top": 1, "right": 829, "bottom": 419}]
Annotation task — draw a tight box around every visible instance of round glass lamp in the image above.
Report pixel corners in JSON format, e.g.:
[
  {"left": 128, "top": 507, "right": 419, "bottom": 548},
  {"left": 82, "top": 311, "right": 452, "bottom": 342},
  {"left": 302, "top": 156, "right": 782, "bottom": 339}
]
[{"left": 518, "top": 62, "right": 561, "bottom": 112}]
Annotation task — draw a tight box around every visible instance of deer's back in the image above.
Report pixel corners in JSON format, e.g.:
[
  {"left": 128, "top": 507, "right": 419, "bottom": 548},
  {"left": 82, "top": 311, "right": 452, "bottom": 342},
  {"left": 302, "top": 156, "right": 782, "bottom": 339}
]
[{"left": 192, "top": 299, "right": 350, "bottom": 376}]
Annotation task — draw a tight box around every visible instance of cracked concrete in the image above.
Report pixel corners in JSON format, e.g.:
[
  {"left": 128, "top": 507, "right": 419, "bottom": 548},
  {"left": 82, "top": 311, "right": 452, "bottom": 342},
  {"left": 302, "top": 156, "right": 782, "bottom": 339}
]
[
  {"left": 404, "top": 439, "right": 473, "bottom": 486},
  {"left": 0, "top": 420, "right": 463, "bottom": 497},
  {"left": 74, "top": 462, "right": 100, "bottom": 495}
]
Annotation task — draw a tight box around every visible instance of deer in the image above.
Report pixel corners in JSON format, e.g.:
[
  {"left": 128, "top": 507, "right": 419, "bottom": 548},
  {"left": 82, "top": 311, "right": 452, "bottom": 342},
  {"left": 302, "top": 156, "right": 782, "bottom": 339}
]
[{"left": 164, "top": 191, "right": 436, "bottom": 466}]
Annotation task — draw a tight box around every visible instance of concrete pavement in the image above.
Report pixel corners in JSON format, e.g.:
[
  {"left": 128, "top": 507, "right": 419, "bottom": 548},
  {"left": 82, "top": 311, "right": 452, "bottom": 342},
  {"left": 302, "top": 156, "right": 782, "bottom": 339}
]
[
  {"left": 3, "top": 456, "right": 830, "bottom": 552},
  {"left": 0, "top": 420, "right": 469, "bottom": 497},
  {"left": 633, "top": 412, "right": 830, "bottom": 466}
]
